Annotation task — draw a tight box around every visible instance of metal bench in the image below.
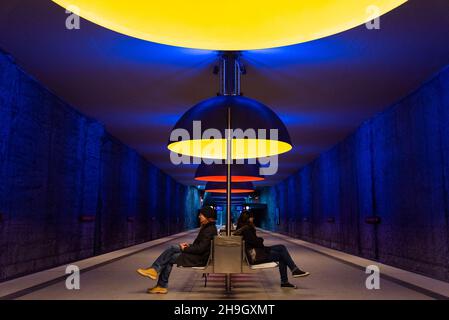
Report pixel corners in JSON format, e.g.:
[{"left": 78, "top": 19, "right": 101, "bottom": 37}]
[
  {"left": 179, "top": 236, "right": 279, "bottom": 288},
  {"left": 177, "top": 240, "right": 213, "bottom": 286}
]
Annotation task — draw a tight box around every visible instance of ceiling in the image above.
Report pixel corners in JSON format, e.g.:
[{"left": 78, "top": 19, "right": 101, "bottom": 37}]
[{"left": 1, "top": 0, "right": 449, "bottom": 187}]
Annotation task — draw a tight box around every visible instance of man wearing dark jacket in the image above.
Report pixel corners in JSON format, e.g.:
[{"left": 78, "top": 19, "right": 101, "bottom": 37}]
[{"left": 136, "top": 206, "right": 217, "bottom": 294}]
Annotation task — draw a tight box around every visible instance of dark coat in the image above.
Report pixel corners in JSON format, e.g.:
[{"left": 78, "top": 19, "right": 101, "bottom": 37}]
[
  {"left": 175, "top": 222, "right": 217, "bottom": 267},
  {"left": 235, "top": 225, "right": 271, "bottom": 264}
]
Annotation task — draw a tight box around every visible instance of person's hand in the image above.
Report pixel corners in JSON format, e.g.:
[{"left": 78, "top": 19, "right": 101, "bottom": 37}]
[{"left": 179, "top": 243, "right": 189, "bottom": 250}]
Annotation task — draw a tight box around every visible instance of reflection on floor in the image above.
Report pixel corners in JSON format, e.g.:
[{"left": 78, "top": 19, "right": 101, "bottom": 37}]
[{"left": 8, "top": 231, "right": 439, "bottom": 300}]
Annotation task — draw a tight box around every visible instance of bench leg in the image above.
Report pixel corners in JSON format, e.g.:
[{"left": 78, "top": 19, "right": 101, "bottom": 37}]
[
  {"left": 202, "top": 273, "right": 208, "bottom": 287},
  {"left": 225, "top": 274, "right": 231, "bottom": 293}
]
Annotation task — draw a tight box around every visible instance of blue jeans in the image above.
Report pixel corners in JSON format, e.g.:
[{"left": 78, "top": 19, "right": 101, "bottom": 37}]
[
  {"left": 268, "top": 244, "right": 298, "bottom": 284},
  {"left": 150, "top": 245, "right": 182, "bottom": 288}
]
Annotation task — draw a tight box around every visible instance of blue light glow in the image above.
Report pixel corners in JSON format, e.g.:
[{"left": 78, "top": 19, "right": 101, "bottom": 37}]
[{"left": 243, "top": 37, "right": 357, "bottom": 68}]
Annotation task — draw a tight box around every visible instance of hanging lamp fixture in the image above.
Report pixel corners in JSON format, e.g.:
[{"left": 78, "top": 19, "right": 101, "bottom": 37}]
[
  {"left": 167, "top": 53, "right": 292, "bottom": 160},
  {"left": 205, "top": 182, "right": 255, "bottom": 194},
  {"left": 195, "top": 163, "right": 264, "bottom": 182}
]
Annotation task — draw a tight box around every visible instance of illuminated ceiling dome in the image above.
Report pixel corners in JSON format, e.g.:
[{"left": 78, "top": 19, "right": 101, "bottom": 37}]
[
  {"left": 167, "top": 96, "right": 292, "bottom": 159},
  {"left": 52, "top": 0, "right": 407, "bottom": 50}
]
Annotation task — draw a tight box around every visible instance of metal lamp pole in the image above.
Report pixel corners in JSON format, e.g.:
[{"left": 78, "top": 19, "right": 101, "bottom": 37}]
[{"left": 219, "top": 51, "right": 241, "bottom": 293}]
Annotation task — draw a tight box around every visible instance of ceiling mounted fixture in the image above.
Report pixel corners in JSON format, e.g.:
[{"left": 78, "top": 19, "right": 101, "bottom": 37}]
[
  {"left": 168, "top": 53, "right": 291, "bottom": 160},
  {"left": 195, "top": 163, "right": 264, "bottom": 182},
  {"left": 52, "top": 0, "right": 407, "bottom": 50},
  {"left": 205, "top": 182, "right": 255, "bottom": 194},
  {"left": 167, "top": 95, "right": 292, "bottom": 159},
  {"left": 211, "top": 196, "right": 247, "bottom": 200}
]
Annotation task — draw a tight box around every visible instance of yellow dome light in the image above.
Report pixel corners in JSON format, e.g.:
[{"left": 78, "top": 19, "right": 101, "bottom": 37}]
[
  {"left": 167, "top": 96, "right": 293, "bottom": 160},
  {"left": 168, "top": 139, "right": 292, "bottom": 160},
  {"left": 52, "top": 0, "right": 407, "bottom": 50}
]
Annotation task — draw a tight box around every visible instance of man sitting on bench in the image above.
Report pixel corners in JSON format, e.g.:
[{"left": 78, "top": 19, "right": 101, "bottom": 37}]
[
  {"left": 234, "top": 210, "right": 310, "bottom": 289},
  {"left": 136, "top": 206, "right": 217, "bottom": 294}
]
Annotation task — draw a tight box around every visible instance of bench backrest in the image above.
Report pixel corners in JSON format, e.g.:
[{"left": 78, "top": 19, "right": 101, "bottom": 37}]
[{"left": 212, "top": 235, "right": 242, "bottom": 273}]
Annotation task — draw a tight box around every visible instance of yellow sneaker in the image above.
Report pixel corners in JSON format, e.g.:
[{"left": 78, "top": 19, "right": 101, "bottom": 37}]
[
  {"left": 136, "top": 268, "right": 158, "bottom": 280},
  {"left": 147, "top": 286, "right": 168, "bottom": 294}
]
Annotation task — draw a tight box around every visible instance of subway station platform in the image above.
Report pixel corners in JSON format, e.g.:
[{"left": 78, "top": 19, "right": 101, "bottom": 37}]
[{"left": 1, "top": 230, "right": 449, "bottom": 300}]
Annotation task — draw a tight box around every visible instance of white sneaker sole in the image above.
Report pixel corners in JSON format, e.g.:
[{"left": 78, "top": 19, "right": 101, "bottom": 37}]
[{"left": 292, "top": 272, "right": 310, "bottom": 278}]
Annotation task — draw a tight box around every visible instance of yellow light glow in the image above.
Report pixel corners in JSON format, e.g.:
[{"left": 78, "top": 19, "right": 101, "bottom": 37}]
[
  {"left": 52, "top": 0, "right": 407, "bottom": 50},
  {"left": 168, "top": 139, "right": 292, "bottom": 159}
]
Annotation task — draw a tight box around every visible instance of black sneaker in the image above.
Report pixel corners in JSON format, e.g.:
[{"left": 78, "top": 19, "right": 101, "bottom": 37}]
[
  {"left": 281, "top": 282, "right": 297, "bottom": 288},
  {"left": 292, "top": 268, "right": 310, "bottom": 278}
]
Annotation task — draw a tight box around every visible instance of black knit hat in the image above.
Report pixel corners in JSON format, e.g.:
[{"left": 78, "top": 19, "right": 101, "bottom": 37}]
[{"left": 200, "top": 206, "right": 217, "bottom": 220}]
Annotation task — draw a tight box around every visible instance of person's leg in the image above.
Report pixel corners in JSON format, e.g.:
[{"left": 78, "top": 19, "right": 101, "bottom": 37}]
[
  {"left": 151, "top": 245, "right": 181, "bottom": 274},
  {"left": 269, "top": 244, "right": 310, "bottom": 281},
  {"left": 270, "top": 244, "right": 298, "bottom": 271},
  {"left": 156, "top": 249, "right": 181, "bottom": 288},
  {"left": 277, "top": 259, "right": 289, "bottom": 284},
  {"left": 138, "top": 245, "right": 181, "bottom": 280},
  {"left": 268, "top": 245, "right": 290, "bottom": 284}
]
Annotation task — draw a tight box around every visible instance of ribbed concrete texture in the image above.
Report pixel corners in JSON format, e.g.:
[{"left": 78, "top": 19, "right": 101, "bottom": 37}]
[
  {"left": 0, "top": 50, "right": 201, "bottom": 282},
  {"left": 11, "top": 231, "right": 434, "bottom": 300},
  {"left": 260, "top": 65, "right": 449, "bottom": 282}
]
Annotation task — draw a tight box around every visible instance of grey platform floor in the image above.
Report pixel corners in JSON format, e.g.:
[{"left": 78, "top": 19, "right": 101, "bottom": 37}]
[{"left": 12, "top": 230, "right": 436, "bottom": 300}]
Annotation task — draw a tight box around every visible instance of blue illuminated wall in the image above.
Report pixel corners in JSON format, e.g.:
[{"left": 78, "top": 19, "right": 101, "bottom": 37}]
[
  {"left": 260, "top": 65, "right": 449, "bottom": 281},
  {"left": 0, "top": 50, "right": 200, "bottom": 281}
]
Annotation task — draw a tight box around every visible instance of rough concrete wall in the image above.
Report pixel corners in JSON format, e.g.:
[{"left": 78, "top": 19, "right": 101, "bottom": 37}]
[
  {"left": 260, "top": 65, "right": 449, "bottom": 281},
  {"left": 0, "top": 50, "right": 200, "bottom": 281}
]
